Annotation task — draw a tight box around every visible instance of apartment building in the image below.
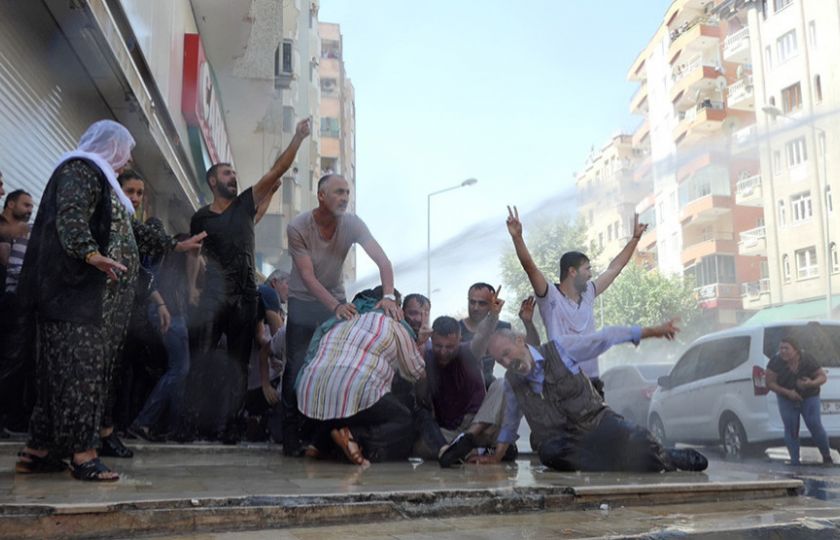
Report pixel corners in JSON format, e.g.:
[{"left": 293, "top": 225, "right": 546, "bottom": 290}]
[
  {"left": 576, "top": 134, "right": 651, "bottom": 270},
  {"left": 720, "top": 0, "right": 840, "bottom": 319},
  {"left": 318, "top": 22, "right": 358, "bottom": 283},
  {"left": 627, "top": 0, "right": 766, "bottom": 329}
]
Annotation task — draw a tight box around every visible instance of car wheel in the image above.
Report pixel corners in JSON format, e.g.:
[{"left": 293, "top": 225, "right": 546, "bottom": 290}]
[
  {"left": 720, "top": 414, "right": 748, "bottom": 460},
  {"left": 650, "top": 414, "right": 668, "bottom": 447}
]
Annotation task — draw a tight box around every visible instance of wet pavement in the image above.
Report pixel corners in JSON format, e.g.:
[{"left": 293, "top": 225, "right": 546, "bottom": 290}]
[{"left": 0, "top": 440, "right": 813, "bottom": 539}]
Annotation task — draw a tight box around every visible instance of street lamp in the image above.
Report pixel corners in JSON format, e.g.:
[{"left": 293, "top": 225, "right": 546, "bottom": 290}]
[
  {"left": 762, "top": 105, "right": 832, "bottom": 318},
  {"left": 427, "top": 178, "right": 478, "bottom": 299}
]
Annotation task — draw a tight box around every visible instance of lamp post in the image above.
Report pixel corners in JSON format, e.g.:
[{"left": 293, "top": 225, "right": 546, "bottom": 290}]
[
  {"left": 427, "top": 178, "right": 478, "bottom": 299},
  {"left": 762, "top": 105, "right": 831, "bottom": 318}
]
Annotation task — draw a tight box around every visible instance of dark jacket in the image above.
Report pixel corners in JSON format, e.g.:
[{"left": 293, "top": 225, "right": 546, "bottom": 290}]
[
  {"left": 18, "top": 158, "right": 112, "bottom": 324},
  {"left": 506, "top": 340, "right": 608, "bottom": 452}
]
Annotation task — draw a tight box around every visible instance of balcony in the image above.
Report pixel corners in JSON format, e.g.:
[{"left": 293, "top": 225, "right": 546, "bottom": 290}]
[
  {"left": 738, "top": 226, "right": 767, "bottom": 256},
  {"left": 630, "top": 81, "right": 648, "bottom": 114},
  {"left": 681, "top": 233, "right": 737, "bottom": 266},
  {"left": 669, "top": 17, "right": 721, "bottom": 62},
  {"left": 723, "top": 27, "right": 751, "bottom": 64},
  {"left": 681, "top": 193, "right": 734, "bottom": 226},
  {"left": 673, "top": 101, "right": 727, "bottom": 146},
  {"left": 694, "top": 282, "right": 742, "bottom": 303},
  {"left": 731, "top": 124, "right": 757, "bottom": 155},
  {"left": 741, "top": 278, "right": 771, "bottom": 309},
  {"left": 735, "top": 174, "right": 762, "bottom": 206},
  {"left": 671, "top": 56, "right": 723, "bottom": 107},
  {"left": 727, "top": 76, "right": 754, "bottom": 111}
]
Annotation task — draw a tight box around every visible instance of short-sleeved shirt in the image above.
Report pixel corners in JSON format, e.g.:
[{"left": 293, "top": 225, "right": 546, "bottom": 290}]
[
  {"left": 423, "top": 343, "right": 487, "bottom": 430},
  {"left": 287, "top": 211, "right": 372, "bottom": 303},
  {"left": 190, "top": 188, "right": 257, "bottom": 299},
  {"left": 536, "top": 281, "right": 599, "bottom": 378},
  {"left": 767, "top": 352, "right": 823, "bottom": 399}
]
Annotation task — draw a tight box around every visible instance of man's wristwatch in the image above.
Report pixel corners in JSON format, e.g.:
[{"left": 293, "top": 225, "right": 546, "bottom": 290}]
[{"left": 382, "top": 293, "right": 396, "bottom": 302}]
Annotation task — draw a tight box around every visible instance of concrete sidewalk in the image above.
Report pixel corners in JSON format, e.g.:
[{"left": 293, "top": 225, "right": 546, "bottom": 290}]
[{"left": 0, "top": 441, "right": 805, "bottom": 539}]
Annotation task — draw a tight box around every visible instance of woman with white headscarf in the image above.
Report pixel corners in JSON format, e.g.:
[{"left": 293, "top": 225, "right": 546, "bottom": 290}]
[{"left": 13, "top": 120, "right": 179, "bottom": 481}]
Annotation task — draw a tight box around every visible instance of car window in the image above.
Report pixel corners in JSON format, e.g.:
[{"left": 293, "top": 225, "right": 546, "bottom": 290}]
[
  {"left": 696, "top": 336, "right": 751, "bottom": 379},
  {"left": 763, "top": 324, "right": 840, "bottom": 367},
  {"left": 637, "top": 364, "right": 673, "bottom": 381},
  {"left": 668, "top": 345, "right": 702, "bottom": 387},
  {"left": 602, "top": 367, "right": 629, "bottom": 389}
]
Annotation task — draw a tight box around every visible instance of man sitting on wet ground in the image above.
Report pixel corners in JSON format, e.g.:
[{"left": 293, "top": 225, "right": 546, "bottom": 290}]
[
  {"left": 295, "top": 287, "right": 424, "bottom": 465},
  {"left": 414, "top": 286, "right": 515, "bottom": 467},
  {"left": 460, "top": 320, "right": 708, "bottom": 473}
]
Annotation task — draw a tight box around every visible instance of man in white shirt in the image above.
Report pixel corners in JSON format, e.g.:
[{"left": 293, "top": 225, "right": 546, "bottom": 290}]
[{"left": 505, "top": 206, "right": 647, "bottom": 395}]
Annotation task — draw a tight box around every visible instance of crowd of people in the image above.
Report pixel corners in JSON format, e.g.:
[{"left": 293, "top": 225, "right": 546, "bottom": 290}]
[{"left": 0, "top": 118, "right": 726, "bottom": 483}]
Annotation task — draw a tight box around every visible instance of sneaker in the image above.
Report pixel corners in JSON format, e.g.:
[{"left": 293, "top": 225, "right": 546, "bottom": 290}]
[
  {"left": 501, "top": 443, "right": 519, "bottom": 462},
  {"left": 667, "top": 448, "right": 708, "bottom": 471},
  {"left": 98, "top": 433, "right": 134, "bottom": 458},
  {"left": 438, "top": 432, "right": 476, "bottom": 468}
]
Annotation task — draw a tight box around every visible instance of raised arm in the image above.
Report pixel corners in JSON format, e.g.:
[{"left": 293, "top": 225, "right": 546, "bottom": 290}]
[
  {"left": 593, "top": 213, "right": 647, "bottom": 295},
  {"left": 470, "top": 285, "right": 504, "bottom": 359},
  {"left": 506, "top": 205, "right": 549, "bottom": 297},
  {"left": 518, "top": 296, "right": 541, "bottom": 347},
  {"left": 359, "top": 236, "right": 401, "bottom": 321},
  {"left": 252, "top": 119, "right": 311, "bottom": 209},
  {"left": 556, "top": 319, "right": 680, "bottom": 369}
]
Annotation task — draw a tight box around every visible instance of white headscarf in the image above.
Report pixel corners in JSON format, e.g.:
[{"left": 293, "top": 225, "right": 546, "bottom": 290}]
[{"left": 56, "top": 120, "right": 136, "bottom": 214}]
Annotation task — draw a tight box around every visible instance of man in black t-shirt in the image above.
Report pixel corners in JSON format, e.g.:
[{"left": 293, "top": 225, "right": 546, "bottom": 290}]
[{"left": 189, "top": 118, "right": 310, "bottom": 442}]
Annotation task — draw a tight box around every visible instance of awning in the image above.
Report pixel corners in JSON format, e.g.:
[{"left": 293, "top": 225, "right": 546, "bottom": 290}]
[{"left": 743, "top": 295, "right": 840, "bottom": 326}]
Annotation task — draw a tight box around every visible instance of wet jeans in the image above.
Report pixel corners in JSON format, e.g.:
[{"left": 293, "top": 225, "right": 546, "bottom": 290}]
[
  {"left": 777, "top": 394, "right": 831, "bottom": 464},
  {"left": 282, "top": 298, "right": 334, "bottom": 455},
  {"left": 133, "top": 313, "right": 189, "bottom": 430},
  {"left": 538, "top": 412, "right": 673, "bottom": 472}
]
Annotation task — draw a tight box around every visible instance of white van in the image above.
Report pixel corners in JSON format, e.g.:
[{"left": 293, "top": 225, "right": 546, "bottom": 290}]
[{"left": 648, "top": 320, "right": 840, "bottom": 458}]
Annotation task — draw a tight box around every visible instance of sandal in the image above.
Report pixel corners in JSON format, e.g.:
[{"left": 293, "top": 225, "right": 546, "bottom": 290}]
[
  {"left": 70, "top": 457, "right": 120, "bottom": 482},
  {"left": 15, "top": 451, "right": 68, "bottom": 474},
  {"left": 330, "top": 427, "right": 369, "bottom": 466}
]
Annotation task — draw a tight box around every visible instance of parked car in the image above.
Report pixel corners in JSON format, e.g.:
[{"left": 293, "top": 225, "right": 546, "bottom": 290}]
[
  {"left": 601, "top": 364, "right": 673, "bottom": 426},
  {"left": 648, "top": 320, "right": 840, "bottom": 459}
]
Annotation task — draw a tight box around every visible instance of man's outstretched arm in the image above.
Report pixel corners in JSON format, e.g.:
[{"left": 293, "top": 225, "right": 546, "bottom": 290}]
[
  {"left": 557, "top": 319, "right": 680, "bottom": 370},
  {"left": 593, "top": 213, "right": 647, "bottom": 295},
  {"left": 252, "top": 118, "right": 311, "bottom": 209},
  {"left": 506, "top": 205, "right": 549, "bottom": 297}
]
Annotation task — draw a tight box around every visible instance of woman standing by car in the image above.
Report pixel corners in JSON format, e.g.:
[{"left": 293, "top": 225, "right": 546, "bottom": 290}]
[{"left": 766, "top": 337, "right": 833, "bottom": 466}]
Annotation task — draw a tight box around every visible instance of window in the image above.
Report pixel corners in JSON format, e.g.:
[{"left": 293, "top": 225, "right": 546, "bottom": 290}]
[
  {"left": 786, "top": 137, "right": 807, "bottom": 167},
  {"left": 320, "top": 117, "right": 340, "bottom": 138},
  {"left": 796, "top": 246, "right": 819, "bottom": 279},
  {"left": 808, "top": 20, "right": 817, "bottom": 47},
  {"left": 773, "top": 150, "right": 782, "bottom": 175},
  {"left": 697, "top": 337, "right": 752, "bottom": 379},
  {"left": 607, "top": 224, "right": 613, "bottom": 242},
  {"left": 774, "top": 0, "right": 793, "bottom": 12},
  {"left": 778, "top": 199, "right": 787, "bottom": 225},
  {"left": 783, "top": 254, "right": 791, "bottom": 282},
  {"left": 764, "top": 324, "right": 840, "bottom": 367},
  {"left": 815, "top": 75, "right": 823, "bottom": 102},
  {"left": 669, "top": 346, "right": 702, "bottom": 387},
  {"left": 764, "top": 45, "right": 772, "bottom": 68},
  {"left": 685, "top": 255, "right": 737, "bottom": 286},
  {"left": 781, "top": 82, "right": 802, "bottom": 113},
  {"left": 776, "top": 30, "right": 798, "bottom": 63},
  {"left": 278, "top": 40, "right": 293, "bottom": 74},
  {"left": 818, "top": 131, "right": 826, "bottom": 156},
  {"left": 282, "top": 106, "right": 295, "bottom": 133},
  {"left": 827, "top": 185, "right": 834, "bottom": 214},
  {"left": 832, "top": 242, "right": 839, "bottom": 273},
  {"left": 614, "top": 220, "right": 621, "bottom": 239},
  {"left": 791, "top": 192, "right": 813, "bottom": 223},
  {"left": 598, "top": 232, "right": 604, "bottom": 248}
]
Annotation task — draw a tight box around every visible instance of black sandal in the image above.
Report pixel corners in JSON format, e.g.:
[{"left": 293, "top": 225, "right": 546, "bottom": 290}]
[
  {"left": 70, "top": 457, "right": 120, "bottom": 482},
  {"left": 15, "top": 451, "right": 68, "bottom": 474}
]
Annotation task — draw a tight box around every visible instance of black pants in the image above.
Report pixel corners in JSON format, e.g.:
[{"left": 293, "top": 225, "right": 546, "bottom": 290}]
[
  {"left": 193, "top": 293, "right": 258, "bottom": 437},
  {"left": 0, "top": 292, "right": 35, "bottom": 432},
  {"left": 310, "top": 393, "right": 415, "bottom": 463},
  {"left": 538, "top": 412, "right": 673, "bottom": 472},
  {"left": 282, "top": 297, "right": 333, "bottom": 454}
]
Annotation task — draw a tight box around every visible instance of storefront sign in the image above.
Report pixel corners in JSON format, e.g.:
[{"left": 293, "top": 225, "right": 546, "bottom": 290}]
[{"left": 182, "top": 33, "right": 233, "bottom": 165}]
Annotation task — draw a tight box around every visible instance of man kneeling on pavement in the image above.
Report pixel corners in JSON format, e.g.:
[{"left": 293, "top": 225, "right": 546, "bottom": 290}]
[{"left": 450, "top": 319, "right": 708, "bottom": 473}]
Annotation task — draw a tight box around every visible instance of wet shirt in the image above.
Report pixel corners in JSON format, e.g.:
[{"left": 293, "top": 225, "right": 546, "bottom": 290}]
[
  {"left": 767, "top": 352, "right": 822, "bottom": 399},
  {"left": 287, "top": 211, "right": 372, "bottom": 303},
  {"left": 535, "top": 281, "right": 600, "bottom": 378},
  {"left": 423, "top": 343, "right": 486, "bottom": 430},
  {"left": 191, "top": 188, "right": 257, "bottom": 299}
]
